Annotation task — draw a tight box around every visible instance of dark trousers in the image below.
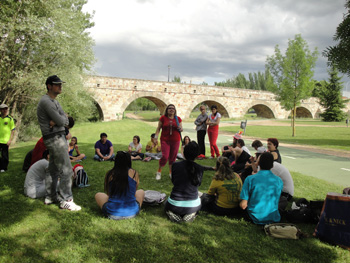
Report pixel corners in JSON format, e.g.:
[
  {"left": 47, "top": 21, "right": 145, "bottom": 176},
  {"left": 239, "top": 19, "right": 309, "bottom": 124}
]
[
  {"left": 197, "top": 130, "right": 206, "bottom": 156},
  {"left": 0, "top": 143, "right": 9, "bottom": 171}
]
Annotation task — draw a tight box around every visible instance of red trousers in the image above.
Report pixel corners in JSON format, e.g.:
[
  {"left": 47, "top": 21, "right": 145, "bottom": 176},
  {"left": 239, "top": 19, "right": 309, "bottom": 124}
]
[
  {"left": 159, "top": 140, "right": 180, "bottom": 167},
  {"left": 208, "top": 126, "right": 220, "bottom": 157}
]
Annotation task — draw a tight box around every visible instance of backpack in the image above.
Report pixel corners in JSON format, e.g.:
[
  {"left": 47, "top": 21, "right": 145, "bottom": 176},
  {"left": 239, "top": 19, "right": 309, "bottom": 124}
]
[
  {"left": 143, "top": 190, "right": 166, "bottom": 206},
  {"left": 264, "top": 223, "right": 304, "bottom": 239},
  {"left": 286, "top": 198, "right": 324, "bottom": 224},
  {"left": 72, "top": 164, "right": 90, "bottom": 188}
]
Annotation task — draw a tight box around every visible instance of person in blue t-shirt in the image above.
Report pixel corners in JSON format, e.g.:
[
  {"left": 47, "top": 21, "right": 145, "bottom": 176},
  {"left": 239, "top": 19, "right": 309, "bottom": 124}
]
[
  {"left": 239, "top": 152, "right": 283, "bottom": 225},
  {"left": 94, "top": 132, "right": 115, "bottom": 161},
  {"left": 95, "top": 151, "right": 145, "bottom": 220}
]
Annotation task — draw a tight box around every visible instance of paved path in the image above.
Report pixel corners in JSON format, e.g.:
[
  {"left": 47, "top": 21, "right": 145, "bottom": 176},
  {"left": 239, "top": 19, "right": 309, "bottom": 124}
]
[{"left": 181, "top": 122, "right": 350, "bottom": 187}]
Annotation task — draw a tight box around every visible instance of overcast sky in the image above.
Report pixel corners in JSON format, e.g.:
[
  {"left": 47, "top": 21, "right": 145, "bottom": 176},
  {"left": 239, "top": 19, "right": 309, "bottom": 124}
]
[{"left": 82, "top": 0, "right": 350, "bottom": 89}]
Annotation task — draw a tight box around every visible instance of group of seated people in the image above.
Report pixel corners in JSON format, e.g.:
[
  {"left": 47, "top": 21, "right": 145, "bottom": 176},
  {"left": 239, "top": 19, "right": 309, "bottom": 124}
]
[
  {"left": 93, "top": 132, "right": 164, "bottom": 162},
  {"left": 24, "top": 125, "right": 293, "bottom": 225},
  {"left": 95, "top": 134, "right": 294, "bottom": 225}
]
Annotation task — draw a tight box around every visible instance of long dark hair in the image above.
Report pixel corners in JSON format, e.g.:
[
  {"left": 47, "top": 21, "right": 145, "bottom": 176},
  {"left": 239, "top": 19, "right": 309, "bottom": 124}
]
[
  {"left": 104, "top": 151, "right": 132, "bottom": 196},
  {"left": 184, "top": 141, "right": 200, "bottom": 186},
  {"left": 211, "top": 105, "right": 218, "bottom": 116},
  {"left": 182, "top": 136, "right": 191, "bottom": 146}
]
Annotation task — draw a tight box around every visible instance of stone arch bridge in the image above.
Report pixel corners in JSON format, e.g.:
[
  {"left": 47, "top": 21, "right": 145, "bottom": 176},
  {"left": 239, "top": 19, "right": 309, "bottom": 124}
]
[{"left": 84, "top": 75, "right": 322, "bottom": 121}]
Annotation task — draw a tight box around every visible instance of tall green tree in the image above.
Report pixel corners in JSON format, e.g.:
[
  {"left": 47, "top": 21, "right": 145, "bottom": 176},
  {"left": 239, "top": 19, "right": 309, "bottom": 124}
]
[
  {"left": 266, "top": 34, "right": 318, "bottom": 136},
  {"left": 324, "top": 0, "right": 350, "bottom": 77},
  {"left": 317, "top": 66, "right": 348, "bottom": 122},
  {"left": 0, "top": 0, "right": 95, "bottom": 140}
]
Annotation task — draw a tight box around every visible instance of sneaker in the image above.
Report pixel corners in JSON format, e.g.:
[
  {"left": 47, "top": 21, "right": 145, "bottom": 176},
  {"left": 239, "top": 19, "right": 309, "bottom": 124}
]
[
  {"left": 60, "top": 199, "right": 81, "bottom": 211},
  {"left": 143, "top": 157, "right": 151, "bottom": 162},
  {"left": 156, "top": 172, "right": 161, "bottom": 180},
  {"left": 183, "top": 212, "right": 197, "bottom": 223},
  {"left": 0, "top": 169, "right": 5, "bottom": 172},
  {"left": 209, "top": 156, "right": 214, "bottom": 159},
  {"left": 44, "top": 197, "right": 55, "bottom": 205},
  {"left": 166, "top": 210, "right": 182, "bottom": 223},
  {"left": 99, "top": 158, "right": 104, "bottom": 162},
  {"left": 75, "top": 159, "right": 82, "bottom": 163}
]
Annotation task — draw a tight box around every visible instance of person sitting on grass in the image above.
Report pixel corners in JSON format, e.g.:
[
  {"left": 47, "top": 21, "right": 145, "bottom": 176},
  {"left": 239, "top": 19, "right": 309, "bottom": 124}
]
[
  {"left": 251, "top": 140, "right": 266, "bottom": 153},
  {"left": 95, "top": 151, "right": 145, "bottom": 220},
  {"left": 230, "top": 146, "right": 251, "bottom": 174},
  {"left": 24, "top": 150, "right": 50, "bottom": 199},
  {"left": 250, "top": 156, "right": 294, "bottom": 211},
  {"left": 94, "top": 132, "right": 115, "bottom": 161},
  {"left": 68, "top": 137, "right": 86, "bottom": 163},
  {"left": 177, "top": 135, "right": 191, "bottom": 160},
  {"left": 267, "top": 138, "right": 282, "bottom": 163},
  {"left": 128, "top": 135, "right": 144, "bottom": 160},
  {"left": 239, "top": 152, "right": 283, "bottom": 225},
  {"left": 201, "top": 156, "right": 242, "bottom": 216},
  {"left": 237, "top": 139, "right": 251, "bottom": 155},
  {"left": 144, "top": 133, "right": 162, "bottom": 161},
  {"left": 165, "top": 141, "right": 214, "bottom": 223}
]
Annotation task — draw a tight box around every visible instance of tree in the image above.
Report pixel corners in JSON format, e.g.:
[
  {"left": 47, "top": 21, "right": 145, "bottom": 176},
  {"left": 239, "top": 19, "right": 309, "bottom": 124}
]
[
  {"left": 266, "top": 34, "right": 318, "bottom": 136},
  {"left": 317, "top": 66, "right": 348, "bottom": 122},
  {"left": 324, "top": 1, "right": 350, "bottom": 77},
  {"left": 214, "top": 71, "right": 275, "bottom": 90},
  {"left": 0, "top": 0, "right": 96, "bottom": 140},
  {"left": 172, "top": 76, "right": 181, "bottom": 83}
]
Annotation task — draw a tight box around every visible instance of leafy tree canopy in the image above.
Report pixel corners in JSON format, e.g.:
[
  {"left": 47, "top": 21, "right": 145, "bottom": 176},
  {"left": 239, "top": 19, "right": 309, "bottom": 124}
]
[
  {"left": 214, "top": 70, "right": 275, "bottom": 91},
  {"left": 324, "top": 0, "right": 350, "bottom": 77},
  {"left": 0, "top": 0, "right": 96, "bottom": 140},
  {"left": 266, "top": 34, "right": 319, "bottom": 136},
  {"left": 315, "top": 66, "right": 348, "bottom": 122}
]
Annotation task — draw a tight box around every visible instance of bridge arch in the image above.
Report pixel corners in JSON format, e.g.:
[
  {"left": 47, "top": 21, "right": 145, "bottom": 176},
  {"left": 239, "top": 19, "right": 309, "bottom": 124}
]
[
  {"left": 93, "top": 100, "right": 104, "bottom": 121},
  {"left": 295, "top": 106, "right": 313, "bottom": 118},
  {"left": 243, "top": 101, "right": 276, "bottom": 119},
  {"left": 120, "top": 92, "right": 170, "bottom": 116},
  {"left": 186, "top": 97, "right": 230, "bottom": 119}
]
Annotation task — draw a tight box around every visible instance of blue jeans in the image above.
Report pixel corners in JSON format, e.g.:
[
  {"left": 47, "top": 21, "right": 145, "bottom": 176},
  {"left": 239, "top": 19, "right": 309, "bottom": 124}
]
[
  {"left": 44, "top": 134, "right": 73, "bottom": 201},
  {"left": 93, "top": 153, "right": 115, "bottom": 161}
]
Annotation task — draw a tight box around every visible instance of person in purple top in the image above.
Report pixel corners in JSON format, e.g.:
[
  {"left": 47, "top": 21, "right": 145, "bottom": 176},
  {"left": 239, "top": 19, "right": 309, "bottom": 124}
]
[{"left": 94, "top": 133, "right": 115, "bottom": 161}]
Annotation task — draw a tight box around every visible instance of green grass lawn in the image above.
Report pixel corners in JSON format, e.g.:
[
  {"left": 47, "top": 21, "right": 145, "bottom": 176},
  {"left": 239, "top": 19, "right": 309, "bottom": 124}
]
[
  {"left": 275, "top": 119, "right": 348, "bottom": 126},
  {"left": 1, "top": 119, "right": 349, "bottom": 263},
  {"left": 220, "top": 124, "right": 350, "bottom": 151}
]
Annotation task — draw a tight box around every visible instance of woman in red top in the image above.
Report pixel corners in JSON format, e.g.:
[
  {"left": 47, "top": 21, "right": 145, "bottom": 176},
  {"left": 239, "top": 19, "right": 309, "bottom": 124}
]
[{"left": 154, "top": 104, "right": 183, "bottom": 180}]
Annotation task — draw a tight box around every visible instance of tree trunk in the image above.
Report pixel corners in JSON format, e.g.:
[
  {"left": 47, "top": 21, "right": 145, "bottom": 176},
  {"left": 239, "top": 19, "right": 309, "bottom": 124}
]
[{"left": 292, "top": 104, "right": 296, "bottom": 137}]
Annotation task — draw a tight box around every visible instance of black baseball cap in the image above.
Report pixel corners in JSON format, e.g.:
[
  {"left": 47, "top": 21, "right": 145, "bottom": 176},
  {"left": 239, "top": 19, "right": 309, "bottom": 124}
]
[{"left": 45, "top": 75, "right": 66, "bottom": 85}]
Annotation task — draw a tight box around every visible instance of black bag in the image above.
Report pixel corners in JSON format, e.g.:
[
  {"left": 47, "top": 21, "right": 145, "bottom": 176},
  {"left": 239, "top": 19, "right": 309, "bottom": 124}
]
[{"left": 286, "top": 198, "right": 324, "bottom": 224}]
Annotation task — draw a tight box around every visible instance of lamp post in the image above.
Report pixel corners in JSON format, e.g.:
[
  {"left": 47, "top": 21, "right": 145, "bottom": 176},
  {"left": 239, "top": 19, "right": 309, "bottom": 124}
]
[{"left": 168, "top": 65, "right": 171, "bottom": 82}]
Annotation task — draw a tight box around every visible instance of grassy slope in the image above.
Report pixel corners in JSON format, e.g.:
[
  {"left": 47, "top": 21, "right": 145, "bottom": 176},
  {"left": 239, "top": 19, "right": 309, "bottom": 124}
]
[
  {"left": 0, "top": 119, "right": 349, "bottom": 263},
  {"left": 220, "top": 125, "right": 350, "bottom": 151}
]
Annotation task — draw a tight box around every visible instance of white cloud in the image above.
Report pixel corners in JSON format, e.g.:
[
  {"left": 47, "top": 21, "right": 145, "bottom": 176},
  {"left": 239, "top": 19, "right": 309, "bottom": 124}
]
[{"left": 83, "top": 0, "right": 349, "bottom": 84}]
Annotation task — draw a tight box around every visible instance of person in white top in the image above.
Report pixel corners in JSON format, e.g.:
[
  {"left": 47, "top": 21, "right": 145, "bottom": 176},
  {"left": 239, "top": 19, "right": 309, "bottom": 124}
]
[
  {"left": 128, "top": 135, "right": 144, "bottom": 160},
  {"left": 206, "top": 105, "right": 221, "bottom": 158}
]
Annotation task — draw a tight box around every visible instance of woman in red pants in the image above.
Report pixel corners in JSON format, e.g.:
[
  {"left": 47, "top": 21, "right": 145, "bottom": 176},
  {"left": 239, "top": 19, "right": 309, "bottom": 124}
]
[
  {"left": 154, "top": 104, "right": 183, "bottom": 180},
  {"left": 206, "top": 105, "right": 221, "bottom": 159}
]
